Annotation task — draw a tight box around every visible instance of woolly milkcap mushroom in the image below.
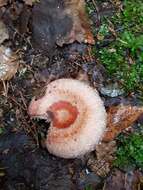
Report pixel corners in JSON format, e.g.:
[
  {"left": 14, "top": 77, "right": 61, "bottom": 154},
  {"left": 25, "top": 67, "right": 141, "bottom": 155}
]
[{"left": 28, "top": 79, "right": 107, "bottom": 158}]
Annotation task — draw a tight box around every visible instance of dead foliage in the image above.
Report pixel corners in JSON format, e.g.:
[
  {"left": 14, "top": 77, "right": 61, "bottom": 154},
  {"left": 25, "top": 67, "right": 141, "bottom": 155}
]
[
  {"left": 88, "top": 141, "right": 117, "bottom": 177},
  {"left": 0, "top": 0, "right": 8, "bottom": 7},
  {"left": 32, "top": 0, "right": 95, "bottom": 51},
  {"left": 103, "top": 105, "right": 143, "bottom": 142},
  {"left": 0, "top": 46, "right": 19, "bottom": 81}
]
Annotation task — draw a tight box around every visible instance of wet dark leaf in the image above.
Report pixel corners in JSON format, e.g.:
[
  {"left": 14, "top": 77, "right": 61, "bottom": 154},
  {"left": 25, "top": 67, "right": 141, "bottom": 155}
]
[{"left": 32, "top": 0, "right": 95, "bottom": 51}]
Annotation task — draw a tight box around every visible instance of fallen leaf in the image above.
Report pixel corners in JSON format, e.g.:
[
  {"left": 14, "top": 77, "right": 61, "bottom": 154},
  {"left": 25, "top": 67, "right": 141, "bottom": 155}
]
[
  {"left": 2, "top": 2, "right": 31, "bottom": 34},
  {"left": 103, "top": 105, "right": 143, "bottom": 142},
  {"left": 32, "top": 0, "right": 95, "bottom": 50},
  {"left": 87, "top": 141, "right": 117, "bottom": 177},
  {"left": 0, "top": 0, "right": 8, "bottom": 7},
  {"left": 0, "top": 46, "right": 19, "bottom": 81},
  {"left": 62, "top": 0, "right": 95, "bottom": 45}
]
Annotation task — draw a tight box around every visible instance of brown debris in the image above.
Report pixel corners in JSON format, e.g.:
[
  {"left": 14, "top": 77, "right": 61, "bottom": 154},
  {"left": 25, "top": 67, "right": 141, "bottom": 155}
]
[
  {"left": 76, "top": 69, "right": 89, "bottom": 83},
  {"left": 87, "top": 141, "right": 116, "bottom": 177},
  {"left": 32, "top": 0, "right": 95, "bottom": 50},
  {"left": 24, "top": 0, "right": 34, "bottom": 6},
  {"left": 103, "top": 105, "right": 143, "bottom": 142},
  {"left": 61, "top": 0, "right": 95, "bottom": 45},
  {"left": 104, "top": 169, "right": 143, "bottom": 190},
  {"left": 18, "top": 5, "right": 31, "bottom": 34},
  {"left": 0, "top": 0, "right": 8, "bottom": 7},
  {"left": 0, "top": 46, "right": 19, "bottom": 81},
  {"left": 2, "top": 1, "right": 24, "bottom": 31},
  {"left": 0, "top": 20, "right": 9, "bottom": 44},
  {"left": 0, "top": 0, "right": 35, "bottom": 7}
]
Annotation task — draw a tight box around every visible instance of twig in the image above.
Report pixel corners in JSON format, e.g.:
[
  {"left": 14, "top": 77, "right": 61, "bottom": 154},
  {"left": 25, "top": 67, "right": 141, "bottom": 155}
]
[
  {"left": 2, "top": 80, "right": 9, "bottom": 97},
  {"left": 19, "top": 91, "right": 28, "bottom": 110}
]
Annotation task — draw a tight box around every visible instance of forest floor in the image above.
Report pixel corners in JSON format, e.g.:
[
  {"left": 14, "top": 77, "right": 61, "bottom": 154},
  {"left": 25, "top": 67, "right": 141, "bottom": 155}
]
[{"left": 0, "top": 0, "right": 143, "bottom": 189}]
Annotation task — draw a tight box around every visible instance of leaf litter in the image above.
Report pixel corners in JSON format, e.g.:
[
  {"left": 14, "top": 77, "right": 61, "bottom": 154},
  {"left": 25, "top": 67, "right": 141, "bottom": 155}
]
[
  {"left": 0, "top": 0, "right": 143, "bottom": 189},
  {"left": 31, "top": 0, "right": 95, "bottom": 51},
  {"left": 103, "top": 105, "right": 143, "bottom": 142}
]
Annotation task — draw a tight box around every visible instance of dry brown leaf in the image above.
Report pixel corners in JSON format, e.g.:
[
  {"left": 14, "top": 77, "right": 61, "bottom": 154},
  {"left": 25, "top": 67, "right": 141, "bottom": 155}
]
[
  {"left": 32, "top": 0, "right": 95, "bottom": 50},
  {"left": 103, "top": 105, "right": 143, "bottom": 142},
  {"left": 87, "top": 141, "right": 117, "bottom": 177},
  {"left": 0, "top": 46, "right": 19, "bottom": 81},
  {"left": 0, "top": 0, "right": 8, "bottom": 7},
  {"left": 61, "top": 0, "right": 95, "bottom": 45}
]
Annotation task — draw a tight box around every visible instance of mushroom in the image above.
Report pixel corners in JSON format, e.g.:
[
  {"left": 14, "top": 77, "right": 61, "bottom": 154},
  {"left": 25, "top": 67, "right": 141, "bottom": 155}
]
[{"left": 28, "top": 79, "right": 107, "bottom": 158}]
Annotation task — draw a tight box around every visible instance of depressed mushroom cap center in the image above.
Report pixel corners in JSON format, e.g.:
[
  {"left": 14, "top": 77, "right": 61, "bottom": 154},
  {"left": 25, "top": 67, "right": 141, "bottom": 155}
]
[{"left": 48, "top": 101, "right": 78, "bottom": 129}]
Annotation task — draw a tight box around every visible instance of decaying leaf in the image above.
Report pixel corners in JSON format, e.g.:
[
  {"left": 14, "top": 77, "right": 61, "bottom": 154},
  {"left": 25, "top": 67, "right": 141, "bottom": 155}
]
[
  {"left": 0, "top": 0, "right": 8, "bottom": 7},
  {"left": 60, "top": 0, "right": 95, "bottom": 45},
  {"left": 87, "top": 141, "right": 117, "bottom": 177},
  {"left": 0, "top": 46, "right": 19, "bottom": 81},
  {"left": 32, "top": 0, "right": 95, "bottom": 50},
  {"left": 103, "top": 105, "right": 143, "bottom": 142}
]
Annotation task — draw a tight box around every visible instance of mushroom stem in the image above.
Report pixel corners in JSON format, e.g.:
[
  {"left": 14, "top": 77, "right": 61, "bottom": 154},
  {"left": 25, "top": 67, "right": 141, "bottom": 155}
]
[{"left": 48, "top": 101, "right": 78, "bottom": 129}]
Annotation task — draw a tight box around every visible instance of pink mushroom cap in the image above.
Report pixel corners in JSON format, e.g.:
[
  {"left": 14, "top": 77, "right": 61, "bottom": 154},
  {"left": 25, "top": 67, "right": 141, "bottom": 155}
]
[{"left": 28, "top": 79, "right": 107, "bottom": 158}]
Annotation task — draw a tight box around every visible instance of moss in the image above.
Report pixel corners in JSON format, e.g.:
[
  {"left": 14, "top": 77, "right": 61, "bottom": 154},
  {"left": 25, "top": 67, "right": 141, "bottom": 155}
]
[
  {"left": 0, "top": 127, "right": 4, "bottom": 135},
  {"left": 85, "top": 2, "right": 95, "bottom": 15},
  {"left": 122, "top": 0, "right": 143, "bottom": 33},
  {"left": 90, "top": 0, "right": 143, "bottom": 93},
  {"left": 114, "top": 132, "right": 143, "bottom": 169},
  {"left": 84, "top": 185, "right": 93, "bottom": 190},
  {"left": 98, "top": 31, "right": 143, "bottom": 92}
]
